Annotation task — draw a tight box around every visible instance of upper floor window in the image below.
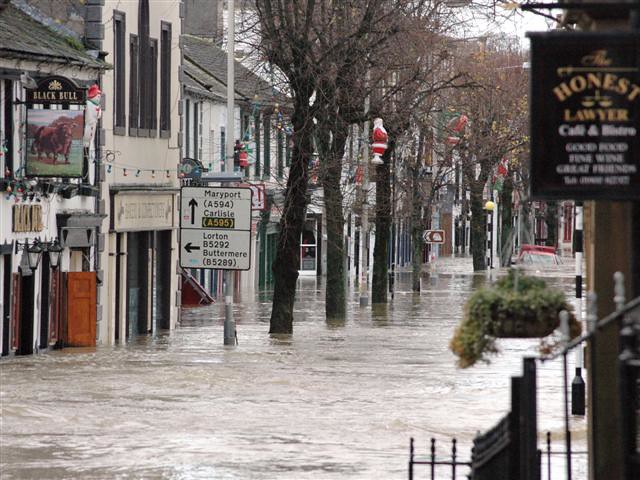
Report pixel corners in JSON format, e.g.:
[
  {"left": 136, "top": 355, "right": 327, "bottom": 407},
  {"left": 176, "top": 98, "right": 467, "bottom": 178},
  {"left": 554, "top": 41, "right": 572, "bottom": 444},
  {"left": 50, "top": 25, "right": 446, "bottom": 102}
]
[
  {"left": 129, "top": 33, "right": 139, "bottom": 136},
  {"left": 113, "top": 10, "right": 126, "bottom": 135},
  {"left": 160, "top": 21, "right": 172, "bottom": 136},
  {"left": 130, "top": 0, "right": 157, "bottom": 137}
]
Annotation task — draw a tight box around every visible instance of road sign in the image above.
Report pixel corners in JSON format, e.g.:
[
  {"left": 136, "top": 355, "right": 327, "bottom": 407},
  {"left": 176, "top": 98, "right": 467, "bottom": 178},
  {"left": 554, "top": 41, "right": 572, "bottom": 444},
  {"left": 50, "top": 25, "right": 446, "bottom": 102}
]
[
  {"left": 423, "top": 229, "right": 445, "bottom": 244},
  {"left": 180, "top": 186, "right": 252, "bottom": 270}
]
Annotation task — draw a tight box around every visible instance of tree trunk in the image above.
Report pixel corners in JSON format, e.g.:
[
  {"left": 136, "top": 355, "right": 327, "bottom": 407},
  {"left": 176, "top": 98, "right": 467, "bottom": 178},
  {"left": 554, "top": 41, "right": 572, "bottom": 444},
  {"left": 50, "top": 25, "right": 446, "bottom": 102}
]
[
  {"left": 269, "top": 98, "right": 313, "bottom": 334},
  {"left": 469, "top": 182, "right": 488, "bottom": 271},
  {"left": 411, "top": 131, "right": 426, "bottom": 292},
  {"left": 520, "top": 201, "right": 534, "bottom": 246},
  {"left": 321, "top": 126, "right": 348, "bottom": 319},
  {"left": 499, "top": 175, "right": 514, "bottom": 267},
  {"left": 372, "top": 142, "right": 393, "bottom": 303},
  {"left": 411, "top": 166, "right": 423, "bottom": 292}
]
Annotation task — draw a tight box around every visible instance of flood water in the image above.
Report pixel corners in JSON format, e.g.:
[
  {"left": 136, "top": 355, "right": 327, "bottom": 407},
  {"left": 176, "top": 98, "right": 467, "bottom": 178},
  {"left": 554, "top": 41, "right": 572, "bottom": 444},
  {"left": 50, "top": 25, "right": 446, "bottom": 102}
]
[{"left": 1, "top": 257, "right": 586, "bottom": 479}]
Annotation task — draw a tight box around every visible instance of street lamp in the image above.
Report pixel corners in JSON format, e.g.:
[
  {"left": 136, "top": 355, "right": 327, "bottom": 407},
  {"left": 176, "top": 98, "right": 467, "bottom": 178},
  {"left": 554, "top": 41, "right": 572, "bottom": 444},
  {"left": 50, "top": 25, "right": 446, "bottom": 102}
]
[
  {"left": 484, "top": 200, "right": 495, "bottom": 269},
  {"left": 15, "top": 239, "right": 63, "bottom": 271},
  {"left": 27, "top": 241, "right": 42, "bottom": 270},
  {"left": 47, "top": 240, "right": 63, "bottom": 269}
]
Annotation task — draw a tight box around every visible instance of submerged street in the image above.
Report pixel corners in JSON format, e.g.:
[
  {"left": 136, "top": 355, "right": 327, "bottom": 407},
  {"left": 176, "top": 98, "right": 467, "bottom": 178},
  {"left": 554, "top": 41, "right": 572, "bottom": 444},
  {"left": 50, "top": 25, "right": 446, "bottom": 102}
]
[{"left": 0, "top": 258, "right": 586, "bottom": 479}]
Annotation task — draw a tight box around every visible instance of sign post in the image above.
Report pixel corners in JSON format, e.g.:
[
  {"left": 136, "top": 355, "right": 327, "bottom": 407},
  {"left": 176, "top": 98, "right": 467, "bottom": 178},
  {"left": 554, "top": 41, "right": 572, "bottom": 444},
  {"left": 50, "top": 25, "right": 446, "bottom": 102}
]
[
  {"left": 180, "top": 185, "right": 252, "bottom": 346},
  {"left": 179, "top": 186, "right": 253, "bottom": 270}
]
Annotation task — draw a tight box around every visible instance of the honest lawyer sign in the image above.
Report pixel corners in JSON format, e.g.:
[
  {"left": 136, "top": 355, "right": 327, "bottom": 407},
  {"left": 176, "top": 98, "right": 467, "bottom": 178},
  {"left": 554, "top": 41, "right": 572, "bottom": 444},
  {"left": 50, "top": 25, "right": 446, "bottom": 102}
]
[{"left": 528, "top": 32, "right": 640, "bottom": 200}]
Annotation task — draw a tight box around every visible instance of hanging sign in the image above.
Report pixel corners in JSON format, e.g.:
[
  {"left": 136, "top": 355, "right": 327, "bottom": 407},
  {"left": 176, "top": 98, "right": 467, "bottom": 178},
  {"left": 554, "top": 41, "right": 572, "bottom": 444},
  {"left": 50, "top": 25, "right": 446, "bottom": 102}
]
[
  {"left": 528, "top": 32, "right": 640, "bottom": 200},
  {"left": 26, "top": 76, "right": 85, "bottom": 105},
  {"left": 25, "top": 76, "right": 86, "bottom": 177}
]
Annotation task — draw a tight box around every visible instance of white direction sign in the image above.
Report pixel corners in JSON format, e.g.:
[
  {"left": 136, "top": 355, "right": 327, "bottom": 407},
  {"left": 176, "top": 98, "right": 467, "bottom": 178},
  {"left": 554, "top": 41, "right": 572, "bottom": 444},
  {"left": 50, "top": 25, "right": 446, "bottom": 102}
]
[
  {"left": 180, "top": 186, "right": 252, "bottom": 270},
  {"left": 423, "top": 229, "right": 445, "bottom": 244}
]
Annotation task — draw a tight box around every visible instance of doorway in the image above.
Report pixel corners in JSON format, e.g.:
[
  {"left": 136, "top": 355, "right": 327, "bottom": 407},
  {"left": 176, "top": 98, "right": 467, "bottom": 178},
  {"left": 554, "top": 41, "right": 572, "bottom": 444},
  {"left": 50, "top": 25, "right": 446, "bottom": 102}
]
[
  {"left": 39, "top": 254, "right": 50, "bottom": 349},
  {"left": 17, "top": 273, "right": 34, "bottom": 355},
  {"left": 2, "top": 255, "right": 11, "bottom": 355}
]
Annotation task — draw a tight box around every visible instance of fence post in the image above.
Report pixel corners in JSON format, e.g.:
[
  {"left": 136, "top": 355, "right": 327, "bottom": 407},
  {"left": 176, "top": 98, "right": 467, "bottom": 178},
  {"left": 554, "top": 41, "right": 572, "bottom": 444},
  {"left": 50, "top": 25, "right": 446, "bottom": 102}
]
[
  {"left": 409, "top": 437, "right": 414, "bottom": 480},
  {"left": 511, "top": 376, "right": 522, "bottom": 480},
  {"left": 521, "top": 357, "right": 538, "bottom": 480},
  {"left": 619, "top": 307, "right": 639, "bottom": 480}
]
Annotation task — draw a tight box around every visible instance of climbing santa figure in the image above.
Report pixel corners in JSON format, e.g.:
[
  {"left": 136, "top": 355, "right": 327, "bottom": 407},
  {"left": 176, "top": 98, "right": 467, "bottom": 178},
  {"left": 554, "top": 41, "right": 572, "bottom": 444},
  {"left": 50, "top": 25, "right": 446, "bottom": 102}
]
[
  {"left": 83, "top": 84, "right": 102, "bottom": 148},
  {"left": 371, "top": 117, "right": 387, "bottom": 165}
]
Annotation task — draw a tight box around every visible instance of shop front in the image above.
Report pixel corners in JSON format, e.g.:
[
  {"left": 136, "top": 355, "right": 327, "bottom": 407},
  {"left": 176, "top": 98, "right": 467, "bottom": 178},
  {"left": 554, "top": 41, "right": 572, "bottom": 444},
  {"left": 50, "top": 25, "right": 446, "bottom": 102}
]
[{"left": 110, "top": 191, "right": 176, "bottom": 343}]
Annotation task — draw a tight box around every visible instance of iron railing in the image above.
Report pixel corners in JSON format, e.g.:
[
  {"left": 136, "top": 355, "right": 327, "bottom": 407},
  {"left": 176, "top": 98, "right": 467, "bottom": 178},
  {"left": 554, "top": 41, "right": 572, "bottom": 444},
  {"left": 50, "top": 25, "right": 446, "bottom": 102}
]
[
  {"left": 409, "top": 272, "right": 640, "bottom": 480},
  {"left": 409, "top": 437, "right": 471, "bottom": 480}
]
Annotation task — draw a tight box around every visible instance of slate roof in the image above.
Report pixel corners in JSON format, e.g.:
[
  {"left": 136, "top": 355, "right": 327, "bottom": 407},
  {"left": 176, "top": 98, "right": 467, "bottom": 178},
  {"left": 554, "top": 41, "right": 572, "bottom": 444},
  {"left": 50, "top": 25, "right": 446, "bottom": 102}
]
[
  {"left": 0, "top": 1, "right": 105, "bottom": 69},
  {"left": 183, "top": 60, "right": 230, "bottom": 101},
  {"left": 182, "top": 35, "right": 283, "bottom": 106}
]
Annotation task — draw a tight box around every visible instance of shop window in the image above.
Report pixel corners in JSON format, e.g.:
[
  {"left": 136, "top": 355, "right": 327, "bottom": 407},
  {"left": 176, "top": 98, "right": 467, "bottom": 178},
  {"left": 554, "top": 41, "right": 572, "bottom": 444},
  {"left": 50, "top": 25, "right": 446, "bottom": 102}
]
[{"left": 300, "top": 219, "right": 317, "bottom": 273}]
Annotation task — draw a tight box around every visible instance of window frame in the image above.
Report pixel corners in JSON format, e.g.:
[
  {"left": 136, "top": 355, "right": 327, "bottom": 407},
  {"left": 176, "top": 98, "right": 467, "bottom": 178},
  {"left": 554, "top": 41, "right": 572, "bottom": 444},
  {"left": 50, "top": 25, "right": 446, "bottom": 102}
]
[
  {"left": 160, "top": 21, "right": 172, "bottom": 138},
  {"left": 128, "top": 33, "right": 139, "bottom": 137},
  {"left": 113, "top": 10, "right": 126, "bottom": 135}
]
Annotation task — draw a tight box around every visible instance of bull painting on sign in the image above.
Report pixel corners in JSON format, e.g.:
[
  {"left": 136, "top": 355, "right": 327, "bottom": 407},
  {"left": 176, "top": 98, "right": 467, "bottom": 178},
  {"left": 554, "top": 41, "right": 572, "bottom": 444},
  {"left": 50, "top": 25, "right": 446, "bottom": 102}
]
[{"left": 26, "top": 109, "right": 84, "bottom": 177}]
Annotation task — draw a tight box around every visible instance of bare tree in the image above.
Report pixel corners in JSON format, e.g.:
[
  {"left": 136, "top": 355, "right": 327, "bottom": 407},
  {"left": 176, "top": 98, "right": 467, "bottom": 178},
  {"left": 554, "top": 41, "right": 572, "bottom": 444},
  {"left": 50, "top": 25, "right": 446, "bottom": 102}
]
[
  {"left": 254, "top": 0, "right": 413, "bottom": 332},
  {"left": 448, "top": 36, "right": 528, "bottom": 271}
]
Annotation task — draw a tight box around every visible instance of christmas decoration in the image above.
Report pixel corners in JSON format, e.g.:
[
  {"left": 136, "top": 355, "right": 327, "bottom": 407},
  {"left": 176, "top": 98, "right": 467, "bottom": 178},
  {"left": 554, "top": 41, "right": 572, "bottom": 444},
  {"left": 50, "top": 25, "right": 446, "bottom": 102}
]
[
  {"left": 371, "top": 117, "right": 388, "bottom": 165},
  {"left": 445, "top": 113, "right": 468, "bottom": 146},
  {"left": 83, "top": 84, "right": 102, "bottom": 147}
]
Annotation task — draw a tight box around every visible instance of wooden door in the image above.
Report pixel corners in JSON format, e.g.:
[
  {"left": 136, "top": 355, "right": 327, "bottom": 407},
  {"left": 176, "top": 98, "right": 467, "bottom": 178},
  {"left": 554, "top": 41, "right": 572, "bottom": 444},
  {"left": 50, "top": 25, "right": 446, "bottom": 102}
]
[{"left": 67, "top": 272, "right": 96, "bottom": 347}]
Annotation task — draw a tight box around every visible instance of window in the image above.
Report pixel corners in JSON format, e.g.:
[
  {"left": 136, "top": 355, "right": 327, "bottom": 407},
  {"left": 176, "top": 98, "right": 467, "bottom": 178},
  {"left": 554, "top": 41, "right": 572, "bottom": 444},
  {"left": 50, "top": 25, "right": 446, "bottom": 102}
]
[
  {"left": 286, "top": 135, "right": 291, "bottom": 167},
  {"left": 263, "top": 115, "right": 271, "bottom": 177},
  {"left": 160, "top": 22, "right": 172, "bottom": 136},
  {"left": 137, "top": 0, "right": 149, "bottom": 136},
  {"left": 185, "top": 99, "right": 190, "bottom": 158},
  {"left": 113, "top": 10, "right": 126, "bottom": 135},
  {"left": 277, "top": 128, "right": 283, "bottom": 178},
  {"left": 1, "top": 80, "right": 13, "bottom": 176},
  {"left": 149, "top": 37, "right": 158, "bottom": 135},
  {"left": 253, "top": 113, "right": 260, "bottom": 178},
  {"left": 129, "top": 33, "right": 139, "bottom": 136},
  {"left": 193, "top": 101, "right": 198, "bottom": 161},
  {"left": 134, "top": 0, "right": 158, "bottom": 137},
  {"left": 220, "top": 126, "right": 225, "bottom": 170}
]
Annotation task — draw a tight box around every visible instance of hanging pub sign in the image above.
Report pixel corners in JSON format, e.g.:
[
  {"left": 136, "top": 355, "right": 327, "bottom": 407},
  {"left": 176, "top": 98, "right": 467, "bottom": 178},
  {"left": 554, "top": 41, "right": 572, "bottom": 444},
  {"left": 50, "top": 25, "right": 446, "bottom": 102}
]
[
  {"left": 25, "top": 76, "right": 86, "bottom": 178},
  {"left": 528, "top": 32, "right": 640, "bottom": 200}
]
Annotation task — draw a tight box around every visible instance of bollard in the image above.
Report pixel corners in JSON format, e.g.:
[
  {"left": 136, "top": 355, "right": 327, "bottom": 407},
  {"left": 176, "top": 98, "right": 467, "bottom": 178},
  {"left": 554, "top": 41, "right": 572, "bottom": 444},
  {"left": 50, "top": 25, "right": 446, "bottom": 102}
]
[{"left": 571, "top": 367, "right": 586, "bottom": 415}]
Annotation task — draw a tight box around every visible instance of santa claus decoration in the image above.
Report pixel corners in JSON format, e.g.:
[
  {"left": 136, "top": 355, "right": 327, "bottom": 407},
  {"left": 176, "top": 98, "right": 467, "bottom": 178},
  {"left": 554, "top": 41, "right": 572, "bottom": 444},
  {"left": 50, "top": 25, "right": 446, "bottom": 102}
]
[
  {"left": 83, "top": 84, "right": 102, "bottom": 148},
  {"left": 371, "top": 117, "right": 387, "bottom": 165},
  {"left": 445, "top": 113, "right": 468, "bottom": 146}
]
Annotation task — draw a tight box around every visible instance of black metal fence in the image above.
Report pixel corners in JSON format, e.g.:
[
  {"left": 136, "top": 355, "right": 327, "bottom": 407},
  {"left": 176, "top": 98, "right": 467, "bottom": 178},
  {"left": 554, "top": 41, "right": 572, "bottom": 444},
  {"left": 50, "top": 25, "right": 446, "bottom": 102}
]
[
  {"left": 409, "top": 437, "right": 471, "bottom": 480},
  {"left": 409, "top": 277, "right": 640, "bottom": 480},
  {"left": 619, "top": 302, "right": 640, "bottom": 480},
  {"left": 408, "top": 431, "right": 588, "bottom": 480}
]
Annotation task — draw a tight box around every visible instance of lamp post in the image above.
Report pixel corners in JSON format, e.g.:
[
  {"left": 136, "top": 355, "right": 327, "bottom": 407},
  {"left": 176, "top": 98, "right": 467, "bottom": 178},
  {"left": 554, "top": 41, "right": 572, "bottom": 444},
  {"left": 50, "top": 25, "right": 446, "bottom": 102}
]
[{"left": 484, "top": 199, "right": 495, "bottom": 270}]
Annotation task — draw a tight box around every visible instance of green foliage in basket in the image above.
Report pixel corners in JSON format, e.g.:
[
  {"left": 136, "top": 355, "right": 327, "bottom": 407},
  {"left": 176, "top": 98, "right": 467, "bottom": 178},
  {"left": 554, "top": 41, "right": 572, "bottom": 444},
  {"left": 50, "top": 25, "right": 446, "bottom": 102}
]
[{"left": 450, "top": 270, "right": 580, "bottom": 368}]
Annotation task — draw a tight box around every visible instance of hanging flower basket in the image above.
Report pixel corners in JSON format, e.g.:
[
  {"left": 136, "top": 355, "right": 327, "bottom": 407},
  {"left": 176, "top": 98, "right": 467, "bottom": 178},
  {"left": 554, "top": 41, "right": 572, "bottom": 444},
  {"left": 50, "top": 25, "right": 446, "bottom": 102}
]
[{"left": 450, "top": 270, "right": 580, "bottom": 368}]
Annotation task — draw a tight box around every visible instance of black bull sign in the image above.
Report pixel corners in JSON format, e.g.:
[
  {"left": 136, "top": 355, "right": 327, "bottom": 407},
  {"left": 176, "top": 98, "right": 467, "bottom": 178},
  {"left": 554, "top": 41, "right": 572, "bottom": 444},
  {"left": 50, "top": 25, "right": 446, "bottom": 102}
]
[{"left": 528, "top": 32, "right": 640, "bottom": 200}]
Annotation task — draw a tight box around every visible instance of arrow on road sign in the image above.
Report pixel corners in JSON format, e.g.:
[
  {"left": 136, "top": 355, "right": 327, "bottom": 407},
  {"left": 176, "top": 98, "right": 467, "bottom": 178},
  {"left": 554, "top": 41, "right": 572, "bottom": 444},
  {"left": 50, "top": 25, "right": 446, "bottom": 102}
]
[
  {"left": 184, "top": 242, "right": 200, "bottom": 253},
  {"left": 188, "top": 198, "right": 198, "bottom": 224}
]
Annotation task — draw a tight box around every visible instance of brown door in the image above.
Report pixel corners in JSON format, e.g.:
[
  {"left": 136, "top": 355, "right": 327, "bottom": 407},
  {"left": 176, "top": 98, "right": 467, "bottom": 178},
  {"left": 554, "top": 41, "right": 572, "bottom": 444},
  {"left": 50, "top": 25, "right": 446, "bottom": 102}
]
[{"left": 66, "top": 272, "right": 96, "bottom": 347}]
